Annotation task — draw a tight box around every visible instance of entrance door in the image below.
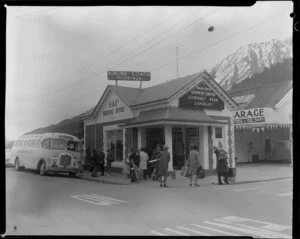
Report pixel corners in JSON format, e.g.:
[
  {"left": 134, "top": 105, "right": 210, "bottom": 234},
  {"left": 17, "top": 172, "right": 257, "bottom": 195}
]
[
  {"left": 146, "top": 128, "right": 164, "bottom": 159},
  {"left": 185, "top": 128, "right": 200, "bottom": 158},
  {"left": 172, "top": 128, "right": 184, "bottom": 170}
]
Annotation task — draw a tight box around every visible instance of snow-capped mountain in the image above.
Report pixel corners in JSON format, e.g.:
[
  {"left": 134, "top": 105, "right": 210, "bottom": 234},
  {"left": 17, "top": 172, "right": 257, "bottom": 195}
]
[{"left": 209, "top": 38, "right": 292, "bottom": 90}]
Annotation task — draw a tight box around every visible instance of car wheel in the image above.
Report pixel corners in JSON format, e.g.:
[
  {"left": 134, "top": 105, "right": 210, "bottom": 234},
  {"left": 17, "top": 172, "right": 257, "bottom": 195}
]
[
  {"left": 39, "top": 161, "right": 47, "bottom": 176},
  {"left": 15, "top": 158, "right": 21, "bottom": 171}
]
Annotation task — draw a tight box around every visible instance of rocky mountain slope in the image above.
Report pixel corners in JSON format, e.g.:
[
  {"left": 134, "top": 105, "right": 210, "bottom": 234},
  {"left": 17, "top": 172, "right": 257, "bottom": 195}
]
[{"left": 210, "top": 37, "right": 292, "bottom": 90}]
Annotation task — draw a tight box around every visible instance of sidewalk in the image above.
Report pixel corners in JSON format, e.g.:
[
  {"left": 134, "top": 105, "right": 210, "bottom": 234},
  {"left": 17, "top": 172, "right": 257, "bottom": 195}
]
[{"left": 77, "top": 163, "right": 293, "bottom": 187}]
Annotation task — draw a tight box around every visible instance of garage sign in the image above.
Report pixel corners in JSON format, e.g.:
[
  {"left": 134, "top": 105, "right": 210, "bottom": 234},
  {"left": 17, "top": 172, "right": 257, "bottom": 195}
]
[{"left": 233, "top": 108, "right": 265, "bottom": 124}]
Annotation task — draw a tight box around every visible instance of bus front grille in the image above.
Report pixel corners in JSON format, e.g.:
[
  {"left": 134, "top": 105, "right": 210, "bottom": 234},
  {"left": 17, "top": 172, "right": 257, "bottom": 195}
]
[{"left": 60, "top": 155, "right": 71, "bottom": 166}]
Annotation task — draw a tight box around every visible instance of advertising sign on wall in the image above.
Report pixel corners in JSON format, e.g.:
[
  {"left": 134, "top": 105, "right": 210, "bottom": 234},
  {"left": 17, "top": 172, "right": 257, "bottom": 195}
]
[
  {"left": 233, "top": 108, "right": 265, "bottom": 124},
  {"left": 107, "top": 71, "right": 151, "bottom": 81},
  {"left": 179, "top": 81, "right": 224, "bottom": 110}
]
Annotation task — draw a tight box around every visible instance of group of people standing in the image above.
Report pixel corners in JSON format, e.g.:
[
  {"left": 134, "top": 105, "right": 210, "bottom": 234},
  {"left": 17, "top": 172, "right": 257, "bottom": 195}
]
[
  {"left": 85, "top": 147, "right": 114, "bottom": 177},
  {"left": 125, "top": 143, "right": 171, "bottom": 187}
]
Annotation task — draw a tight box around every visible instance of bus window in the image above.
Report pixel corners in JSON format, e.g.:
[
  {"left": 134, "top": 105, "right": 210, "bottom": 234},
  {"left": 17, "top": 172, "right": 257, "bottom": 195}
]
[
  {"left": 36, "top": 139, "right": 42, "bottom": 148},
  {"left": 42, "top": 139, "right": 51, "bottom": 149},
  {"left": 28, "top": 139, "right": 33, "bottom": 148},
  {"left": 51, "top": 139, "right": 67, "bottom": 150}
]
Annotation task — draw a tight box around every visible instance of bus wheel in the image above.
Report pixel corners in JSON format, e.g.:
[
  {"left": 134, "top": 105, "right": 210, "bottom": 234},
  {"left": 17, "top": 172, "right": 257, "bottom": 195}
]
[
  {"left": 69, "top": 172, "right": 77, "bottom": 178},
  {"left": 15, "top": 158, "right": 21, "bottom": 171},
  {"left": 39, "top": 161, "right": 47, "bottom": 176}
]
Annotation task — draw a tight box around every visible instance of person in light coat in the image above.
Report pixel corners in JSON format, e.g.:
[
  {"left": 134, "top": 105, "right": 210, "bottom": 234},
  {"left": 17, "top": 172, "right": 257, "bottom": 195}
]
[
  {"left": 187, "top": 144, "right": 203, "bottom": 187},
  {"left": 139, "top": 147, "right": 149, "bottom": 180},
  {"left": 158, "top": 145, "right": 170, "bottom": 187}
]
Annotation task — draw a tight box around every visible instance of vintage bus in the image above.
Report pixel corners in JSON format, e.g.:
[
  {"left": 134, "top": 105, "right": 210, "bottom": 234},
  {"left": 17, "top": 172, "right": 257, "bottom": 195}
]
[{"left": 10, "top": 133, "right": 84, "bottom": 177}]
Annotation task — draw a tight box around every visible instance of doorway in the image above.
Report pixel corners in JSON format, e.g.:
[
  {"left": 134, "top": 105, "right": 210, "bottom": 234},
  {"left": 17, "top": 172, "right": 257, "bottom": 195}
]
[
  {"left": 172, "top": 128, "right": 185, "bottom": 170},
  {"left": 146, "top": 128, "right": 164, "bottom": 159}
]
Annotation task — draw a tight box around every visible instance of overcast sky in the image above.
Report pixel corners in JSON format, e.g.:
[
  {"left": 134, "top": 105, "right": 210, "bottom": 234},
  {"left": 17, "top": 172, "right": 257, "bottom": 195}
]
[{"left": 5, "top": 2, "right": 293, "bottom": 140}]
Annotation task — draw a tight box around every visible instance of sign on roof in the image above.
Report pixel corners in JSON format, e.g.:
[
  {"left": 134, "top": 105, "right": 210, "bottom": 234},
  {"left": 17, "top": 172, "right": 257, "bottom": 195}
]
[
  {"left": 107, "top": 71, "right": 151, "bottom": 81},
  {"left": 179, "top": 81, "right": 224, "bottom": 110},
  {"left": 233, "top": 108, "right": 265, "bottom": 124}
]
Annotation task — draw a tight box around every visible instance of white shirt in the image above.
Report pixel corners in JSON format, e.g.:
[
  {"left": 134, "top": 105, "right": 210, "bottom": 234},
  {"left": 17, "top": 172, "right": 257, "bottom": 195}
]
[{"left": 139, "top": 151, "right": 149, "bottom": 170}]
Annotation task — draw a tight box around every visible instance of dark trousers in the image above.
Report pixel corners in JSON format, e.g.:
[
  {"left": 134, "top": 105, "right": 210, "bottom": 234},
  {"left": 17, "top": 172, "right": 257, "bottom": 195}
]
[
  {"left": 143, "top": 169, "right": 147, "bottom": 180},
  {"left": 218, "top": 172, "right": 228, "bottom": 184},
  {"left": 99, "top": 163, "right": 104, "bottom": 176},
  {"left": 91, "top": 165, "right": 98, "bottom": 177}
]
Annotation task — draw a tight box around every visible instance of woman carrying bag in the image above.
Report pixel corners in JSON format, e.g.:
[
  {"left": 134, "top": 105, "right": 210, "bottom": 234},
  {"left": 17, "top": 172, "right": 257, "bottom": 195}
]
[{"left": 187, "top": 144, "right": 203, "bottom": 187}]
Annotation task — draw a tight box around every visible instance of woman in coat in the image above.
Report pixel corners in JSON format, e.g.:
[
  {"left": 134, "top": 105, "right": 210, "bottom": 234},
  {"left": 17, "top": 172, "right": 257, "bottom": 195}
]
[
  {"left": 213, "top": 142, "right": 230, "bottom": 185},
  {"left": 187, "top": 144, "right": 202, "bottom": 187},
  {"left": 158, "top": 145, "right": 170, "bottom": 187},
  {"left": 139, "top": 148, "right": 149, "bottom": 180}
]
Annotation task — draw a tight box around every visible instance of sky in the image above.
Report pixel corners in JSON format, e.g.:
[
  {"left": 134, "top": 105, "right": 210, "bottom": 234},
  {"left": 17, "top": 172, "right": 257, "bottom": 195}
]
[{"left": 5, "top": 2, "right": 293, "bottom": 141}]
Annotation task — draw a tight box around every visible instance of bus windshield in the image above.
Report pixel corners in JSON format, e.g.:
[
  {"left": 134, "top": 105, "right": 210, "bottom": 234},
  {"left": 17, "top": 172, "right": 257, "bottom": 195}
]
[{"left": 67, "top": 141, "right": 80, "bottom": 152}]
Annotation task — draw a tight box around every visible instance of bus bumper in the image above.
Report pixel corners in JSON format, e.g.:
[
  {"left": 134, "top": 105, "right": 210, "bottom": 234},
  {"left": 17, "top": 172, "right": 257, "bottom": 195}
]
[{"left": 46, "top": 166, "right": 83, "bottom": 173}]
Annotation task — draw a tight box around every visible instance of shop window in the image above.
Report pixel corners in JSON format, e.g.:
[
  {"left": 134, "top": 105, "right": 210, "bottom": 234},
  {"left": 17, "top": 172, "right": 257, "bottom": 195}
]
[
  {"left": 186, "top": 128, "right": 199, "bottom": 137},
  {"left": 107, "top": 130, "right": 123, "bottom": 162},
  {"left": 215, "top": 127, "right": 223, "bottom": 139}
]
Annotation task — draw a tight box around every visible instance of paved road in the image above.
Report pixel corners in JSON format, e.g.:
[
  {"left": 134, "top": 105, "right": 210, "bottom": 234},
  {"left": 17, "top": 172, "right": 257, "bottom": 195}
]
[{"left": 5, "top": 168, "right": 292, "bottom": 236}]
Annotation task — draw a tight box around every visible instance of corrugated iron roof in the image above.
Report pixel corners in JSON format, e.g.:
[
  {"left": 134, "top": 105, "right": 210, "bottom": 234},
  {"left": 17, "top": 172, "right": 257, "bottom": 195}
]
[{"left": 121, "top": 107, "right": 223, "bottom": 126}]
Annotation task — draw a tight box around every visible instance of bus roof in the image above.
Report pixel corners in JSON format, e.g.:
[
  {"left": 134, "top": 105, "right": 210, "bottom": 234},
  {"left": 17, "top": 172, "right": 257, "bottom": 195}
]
[{"left": 18, "top": 133, "right": 80, "bottom": 141}]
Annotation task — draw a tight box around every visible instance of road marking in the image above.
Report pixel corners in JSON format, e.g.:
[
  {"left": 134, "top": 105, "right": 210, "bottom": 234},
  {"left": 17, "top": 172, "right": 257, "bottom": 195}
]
[
  {"left": 204, "top": 220, "right": 276, "bottom": 238},
  {"left": 233, "top": 187, "right": 263, "bottom": 192},
  {"left": 89, "top": 194, "right": 129, "bottom": 204},
  {"left": 70, "top": 194, "right": 129, "bottom": 206},
  {"left": 215, "top": 219, "right": 291, "bottom": 238},
  {"left": 276, "top": 192, "right": 292, "bottom": 197},
  {"left": 222, "top": 216, "right": 292, "bottom": 231},
  {"left": 176, "top": 226, "right": 211, "bottom": 235},
  {"left": 191, "top": 223, "right": 238, "bottom": 236},
  {"left": 150, "top": 230, "right": 168, "bottom": 236},
  {"left": 164, "top": 228, "right": 189, "bottom": 235}
]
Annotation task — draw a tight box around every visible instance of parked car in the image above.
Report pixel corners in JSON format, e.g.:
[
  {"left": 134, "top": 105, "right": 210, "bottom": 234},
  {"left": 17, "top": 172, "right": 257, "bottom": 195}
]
[{"left": 5, "top": 149, "right": 13, "bottom": 167}]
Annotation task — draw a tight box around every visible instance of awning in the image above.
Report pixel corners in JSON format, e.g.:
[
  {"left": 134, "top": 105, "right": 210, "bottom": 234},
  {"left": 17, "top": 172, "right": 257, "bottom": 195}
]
[
  {"left": 120, "top": 107, "right": 227, "bottom": 128},
  {"left": 235, "top": 123, "right": 292, "bottom": 133}
]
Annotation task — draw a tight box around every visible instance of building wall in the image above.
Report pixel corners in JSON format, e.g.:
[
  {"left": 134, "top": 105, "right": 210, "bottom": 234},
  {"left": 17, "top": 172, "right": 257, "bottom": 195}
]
[{"left": 235, "top": 127, "right": 290, "bottom": 163}]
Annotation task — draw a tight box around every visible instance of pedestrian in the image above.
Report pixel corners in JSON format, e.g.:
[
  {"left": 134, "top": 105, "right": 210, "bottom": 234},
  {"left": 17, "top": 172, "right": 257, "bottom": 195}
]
[
  {"left": 91, "top": 149, "right": 98, "bottom": 177},
  {"left": 129, "top": 149, "right": 140, "bottom": 182},
  {"left": 139, "top": 147, "right": 149, "bottom": 180},
  {"left": 187, "top": 144, "right": 202, "bottom": 187},
  {"left": 97, "top": 149, "right": 105, "bottom": 176},
  {"left": 212, "top": 142, "right": 230, "bottom": 185},
  {"left": 85, "top": 146, "right": 91, "bottom": 171},
  {"left": 158, "top": 144, "right": 170, "bottom": 187},
  {"left": 150, "top": 144, "right": 162, "bottom": 180},
  {"left": 106, "top": 149, "right": 114, "bottom": 176},
  {"left": 124, "top": 150, "right": 132, "bottom": 179}
]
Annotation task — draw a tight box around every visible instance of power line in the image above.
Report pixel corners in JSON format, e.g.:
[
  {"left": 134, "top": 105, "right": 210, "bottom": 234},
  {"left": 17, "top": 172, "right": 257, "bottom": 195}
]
[
  {"left": 151, "top": 12, "right": 286, "bottom": 73},
  {"left": 78, "top": 7, "right": 186, "bottom": 73},
  {"left": 17, "top": 8, "right": 211, "bottom": 103},
  {"left": 84, "top": 9, "right": 199, "bottom": 75},
  {"left": 84, "top": 8, "right": 219, "bottom": 80}
]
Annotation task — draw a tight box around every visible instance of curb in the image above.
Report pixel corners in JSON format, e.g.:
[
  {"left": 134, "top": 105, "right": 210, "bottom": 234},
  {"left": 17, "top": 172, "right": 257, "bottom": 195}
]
[
  {"left": 211, "top": 176, "right": 292, "bottom": 185},
  {"left": 78, "top": 176, "right": 131, "bottom": 185}
]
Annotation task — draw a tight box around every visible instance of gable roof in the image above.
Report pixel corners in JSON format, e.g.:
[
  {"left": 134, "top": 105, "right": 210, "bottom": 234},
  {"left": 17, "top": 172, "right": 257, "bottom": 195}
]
[
  {"left": 82, "top": 70, "right": 238, "bottom": 120},
  {"left": 131, "top": 72, "right": 203, "bottom": 106}
]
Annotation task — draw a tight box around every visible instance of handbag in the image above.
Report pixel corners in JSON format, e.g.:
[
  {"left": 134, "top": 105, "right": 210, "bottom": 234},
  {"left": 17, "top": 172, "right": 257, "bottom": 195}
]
[
  {"left": 181, "top": 166, "right": 191, "bottom": 177},
  {"left": 197, "top": 166, "right": 206, "bottom": 179}
]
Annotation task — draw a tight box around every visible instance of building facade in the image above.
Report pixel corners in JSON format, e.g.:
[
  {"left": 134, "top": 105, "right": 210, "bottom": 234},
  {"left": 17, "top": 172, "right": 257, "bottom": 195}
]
[
  {"left": 81, "top": 71, "right": 238, "bottom": 176},
  {"left": 230, "top": 79, "right": 292, "bottom": 163}
]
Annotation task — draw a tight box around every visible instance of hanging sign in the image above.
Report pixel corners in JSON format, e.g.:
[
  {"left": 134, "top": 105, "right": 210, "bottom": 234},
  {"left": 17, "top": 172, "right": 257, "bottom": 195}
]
[
  {"left": 107, "top": 71, "right": 151, "bottom": 81},
  {"left": 179, "top": 81, "right": 224, "bottom": 110},
  {"left": 233, "top": 108, "right": 265, "bottom": 124}
]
